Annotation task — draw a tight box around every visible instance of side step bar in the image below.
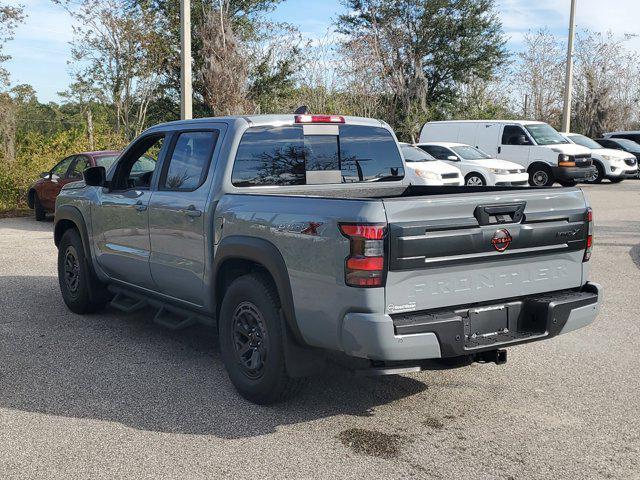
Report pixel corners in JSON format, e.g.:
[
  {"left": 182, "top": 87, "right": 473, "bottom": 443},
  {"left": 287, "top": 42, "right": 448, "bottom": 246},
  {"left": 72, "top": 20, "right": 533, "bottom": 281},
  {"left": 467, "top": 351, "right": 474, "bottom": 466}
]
[
  {"left": 153, "top": 307, "right": 199, "bottom": 331},
  {"left": 108, "top": 286, "right": 215, "bottom": 330},
  {"left": 110, "top": 292, "right": 147, "bottom": 313}
]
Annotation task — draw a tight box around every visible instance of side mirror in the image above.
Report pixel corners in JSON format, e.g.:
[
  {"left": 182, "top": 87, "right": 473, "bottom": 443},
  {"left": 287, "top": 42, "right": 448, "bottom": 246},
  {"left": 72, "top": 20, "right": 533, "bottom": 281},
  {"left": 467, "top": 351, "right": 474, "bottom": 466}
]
[
  {"left": 83, "top": 166, "right": 106, "bottom": 187},
  {"left": 447, "top": 155, "right": 459, "bottom": 161},
  {"left": 517, "top": 135, "right": 529, "bottom": 145},
  {"left": 39, "top": 172, "right": 50, "bottom": 179}
]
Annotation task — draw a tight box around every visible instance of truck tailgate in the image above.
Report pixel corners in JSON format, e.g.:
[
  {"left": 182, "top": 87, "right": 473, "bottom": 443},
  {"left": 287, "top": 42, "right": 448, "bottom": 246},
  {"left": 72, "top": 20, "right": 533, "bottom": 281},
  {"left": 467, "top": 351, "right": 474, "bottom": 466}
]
[{"left": 382, "top": 188, "right": 589, "bottom": 314}]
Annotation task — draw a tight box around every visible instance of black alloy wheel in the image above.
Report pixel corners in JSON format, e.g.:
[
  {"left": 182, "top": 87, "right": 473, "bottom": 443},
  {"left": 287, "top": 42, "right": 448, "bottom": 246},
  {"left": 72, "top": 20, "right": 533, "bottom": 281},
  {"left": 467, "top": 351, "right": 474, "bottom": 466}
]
[{"left": 231, "top": 301, "right": 270, "bottom": 379}]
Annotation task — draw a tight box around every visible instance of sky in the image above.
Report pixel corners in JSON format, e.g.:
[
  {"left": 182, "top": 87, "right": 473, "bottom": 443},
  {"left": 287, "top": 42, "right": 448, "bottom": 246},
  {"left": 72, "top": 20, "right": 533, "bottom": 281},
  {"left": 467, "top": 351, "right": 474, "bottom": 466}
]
[{"left": 5, "top": 0, "right": 640, "bottom": 103}]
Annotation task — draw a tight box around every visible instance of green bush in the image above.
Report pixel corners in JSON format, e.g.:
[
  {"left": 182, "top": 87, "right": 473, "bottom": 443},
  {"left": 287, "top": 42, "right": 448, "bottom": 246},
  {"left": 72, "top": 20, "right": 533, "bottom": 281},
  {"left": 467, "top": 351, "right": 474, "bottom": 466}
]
[{"left": 0, "top": 126, "right": 127, "bottom": 212}]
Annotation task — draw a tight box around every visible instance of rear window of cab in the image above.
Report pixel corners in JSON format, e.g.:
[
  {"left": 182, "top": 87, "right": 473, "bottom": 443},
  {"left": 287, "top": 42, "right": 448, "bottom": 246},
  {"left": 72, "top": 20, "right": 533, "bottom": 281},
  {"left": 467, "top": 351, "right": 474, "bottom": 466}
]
[{"left": 231, "top": 124, "right": 404, "bottom": 187}]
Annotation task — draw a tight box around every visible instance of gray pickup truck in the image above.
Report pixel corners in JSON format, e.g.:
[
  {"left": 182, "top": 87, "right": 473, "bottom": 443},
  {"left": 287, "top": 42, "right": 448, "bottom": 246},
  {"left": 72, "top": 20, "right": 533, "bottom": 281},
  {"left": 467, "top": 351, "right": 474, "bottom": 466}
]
[{"left": 54, "top": 114, "right": 601, "bottom": 404}]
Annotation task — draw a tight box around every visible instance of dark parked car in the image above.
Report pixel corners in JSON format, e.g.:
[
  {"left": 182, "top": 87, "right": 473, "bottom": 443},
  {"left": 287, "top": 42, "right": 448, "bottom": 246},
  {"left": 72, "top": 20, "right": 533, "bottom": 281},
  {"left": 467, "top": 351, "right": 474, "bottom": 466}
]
[
  {"left": 594, "top": 138, "right": 640, "bottom": 178},
  {"left": 603, "top": 131, "right": 640, "bottom": 144},
  {"left": 27, "top": 150, "right": 120, "bottom": 220}
]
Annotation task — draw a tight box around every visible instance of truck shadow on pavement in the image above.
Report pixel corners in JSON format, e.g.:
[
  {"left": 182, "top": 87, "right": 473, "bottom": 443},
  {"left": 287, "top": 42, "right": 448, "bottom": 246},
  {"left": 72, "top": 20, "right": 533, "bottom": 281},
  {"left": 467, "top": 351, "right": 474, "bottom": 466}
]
[{"left": 0, "top": 275, "right": 427, "bottom": 438}]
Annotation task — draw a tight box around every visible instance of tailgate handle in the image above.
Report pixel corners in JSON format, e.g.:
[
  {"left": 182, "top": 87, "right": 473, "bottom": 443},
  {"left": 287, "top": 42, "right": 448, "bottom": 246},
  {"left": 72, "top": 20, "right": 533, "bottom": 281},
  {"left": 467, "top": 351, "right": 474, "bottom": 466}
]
[{"left": 474, "top": 202, "right": 526, "bottom": 226}]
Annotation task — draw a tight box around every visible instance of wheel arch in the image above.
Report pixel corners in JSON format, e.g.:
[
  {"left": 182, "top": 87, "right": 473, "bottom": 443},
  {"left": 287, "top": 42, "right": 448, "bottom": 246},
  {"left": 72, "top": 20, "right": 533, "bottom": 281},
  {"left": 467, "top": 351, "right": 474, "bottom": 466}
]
[
  {"left": 527, "top": 161, "right": 552, "bottom": 173},
  {"left": 213, "top": 235, "right": 305, "bottom": 345},
  {"left": 465, "top": 172, "right": 486, "bottom": 184},
  {"left": 54, "top": 205, "right": 92, "bottom": 261},
  {"left": 592, "top": 159, "right": 605, "bottom": 172}
]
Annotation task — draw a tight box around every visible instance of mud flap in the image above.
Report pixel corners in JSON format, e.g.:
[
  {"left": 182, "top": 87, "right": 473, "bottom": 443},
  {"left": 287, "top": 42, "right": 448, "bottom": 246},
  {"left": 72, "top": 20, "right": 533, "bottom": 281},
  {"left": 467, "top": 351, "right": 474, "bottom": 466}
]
[{"left": 280, "top": 311, "right": 327, "bottom": 377}]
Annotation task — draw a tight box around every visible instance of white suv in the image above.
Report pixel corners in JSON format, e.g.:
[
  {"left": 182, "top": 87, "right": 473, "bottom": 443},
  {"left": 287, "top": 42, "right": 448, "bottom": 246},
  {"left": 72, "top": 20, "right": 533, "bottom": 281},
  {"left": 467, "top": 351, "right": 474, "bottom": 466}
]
[{"left": 564, "top": 133, "right": 638, "bottom": 183}]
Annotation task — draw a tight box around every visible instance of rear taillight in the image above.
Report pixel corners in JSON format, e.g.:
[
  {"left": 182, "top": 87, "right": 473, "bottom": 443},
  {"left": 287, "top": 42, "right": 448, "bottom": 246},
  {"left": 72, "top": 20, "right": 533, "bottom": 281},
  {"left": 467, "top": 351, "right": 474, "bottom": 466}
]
[
  {"left": 584, "top": 207, "right": 593, "bottom": 262},
  {"left": 295, "top": 114, "right": 345, "bottom": 124},
  {"left": 339, "top": 223, "right": 387, "bottom": 287}
]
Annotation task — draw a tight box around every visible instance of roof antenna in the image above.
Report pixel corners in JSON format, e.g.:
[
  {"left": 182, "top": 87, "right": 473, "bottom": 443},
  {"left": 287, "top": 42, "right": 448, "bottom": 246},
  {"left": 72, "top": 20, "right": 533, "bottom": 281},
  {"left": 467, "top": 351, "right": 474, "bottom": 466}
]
[{"left": 294, "top": 105, "right": 311, "bottom": 115}]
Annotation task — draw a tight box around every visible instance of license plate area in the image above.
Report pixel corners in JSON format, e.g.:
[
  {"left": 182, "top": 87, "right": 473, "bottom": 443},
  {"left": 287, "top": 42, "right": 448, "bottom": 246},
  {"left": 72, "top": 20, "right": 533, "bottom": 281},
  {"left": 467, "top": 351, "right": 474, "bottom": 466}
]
[{"left": 465, "top": 306, "right": 508, "bottom": 339}]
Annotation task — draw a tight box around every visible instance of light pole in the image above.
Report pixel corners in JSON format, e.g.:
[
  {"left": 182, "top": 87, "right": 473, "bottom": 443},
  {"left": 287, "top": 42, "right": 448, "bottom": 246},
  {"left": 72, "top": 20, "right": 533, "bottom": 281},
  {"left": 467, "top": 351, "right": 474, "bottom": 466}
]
[
  {"left": 180, "top": 0, "right": 193, "bottom": 120},
  {"left": 561, "top": 0, "right": 577, "bottom": 133}
]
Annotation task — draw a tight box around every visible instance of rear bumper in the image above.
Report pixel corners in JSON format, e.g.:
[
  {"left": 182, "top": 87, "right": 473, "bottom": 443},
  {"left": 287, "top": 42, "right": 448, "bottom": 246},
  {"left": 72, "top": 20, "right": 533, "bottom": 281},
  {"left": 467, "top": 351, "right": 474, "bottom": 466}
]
[
  {"left": 340, "top": 283, "right": 601, "bottom": 361},
  {"left": 552, "top": 166, "right": 596, "bottom": 182}
]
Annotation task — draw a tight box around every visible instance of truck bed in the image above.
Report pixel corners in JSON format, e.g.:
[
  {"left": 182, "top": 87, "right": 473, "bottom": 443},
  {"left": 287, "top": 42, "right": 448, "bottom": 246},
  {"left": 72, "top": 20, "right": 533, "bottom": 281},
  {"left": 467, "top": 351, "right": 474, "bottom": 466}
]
[{"left": 240, "top": 184, "right": 549, "bottom": 200}]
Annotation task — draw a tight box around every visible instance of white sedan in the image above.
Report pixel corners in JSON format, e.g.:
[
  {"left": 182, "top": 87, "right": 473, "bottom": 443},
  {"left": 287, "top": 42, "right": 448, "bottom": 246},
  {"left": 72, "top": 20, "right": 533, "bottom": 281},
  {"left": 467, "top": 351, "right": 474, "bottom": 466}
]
[
  {"left": 399, "top": 143, "right": 463, "bottom": 186},
  {"left": 416, "top": 142, "right": 529, "bottom": 186}
]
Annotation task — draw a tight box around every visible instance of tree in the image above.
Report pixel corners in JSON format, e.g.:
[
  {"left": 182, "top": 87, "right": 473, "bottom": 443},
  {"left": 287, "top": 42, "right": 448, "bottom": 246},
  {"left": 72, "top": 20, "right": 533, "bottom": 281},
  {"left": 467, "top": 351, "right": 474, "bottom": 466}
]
[
  {"left": 572, "top": 31, "right": 640, "bottom": 137},
  {"left": 133, "top": 0, "right": 300, "bottom": 117},
  {"left": 59, "top": 79, "right": 104, "bottom": 150},
  {"left": 246, "top": 21, "right": 301, "bottom": 113},
  {"left": 0, "top": 3, "right": 26, "bottom": 163},
  {"left": 451, "top": 68, "right": 514, "bottom": 120},
  {"left": 54, "top": 0, "right": 165, "bottom": 139},
  {"left": 337, "top": 0, "right": 508, "bottom": 141},
  {"left": 0, "top": 2, "right": 25, "bottom": 87},
  {"left": 513, "top": 29, "right": 564, "bottom": 126},
  {"left": 198, "top": 4, "right": 251, "bottom": 115}
]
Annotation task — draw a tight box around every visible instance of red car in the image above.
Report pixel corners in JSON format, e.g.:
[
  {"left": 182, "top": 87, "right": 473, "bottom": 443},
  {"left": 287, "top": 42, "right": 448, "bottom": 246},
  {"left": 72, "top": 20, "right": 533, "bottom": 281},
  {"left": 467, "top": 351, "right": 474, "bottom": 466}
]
[{"left": 27, "top": 150, "right": 120, "bottom": 221}]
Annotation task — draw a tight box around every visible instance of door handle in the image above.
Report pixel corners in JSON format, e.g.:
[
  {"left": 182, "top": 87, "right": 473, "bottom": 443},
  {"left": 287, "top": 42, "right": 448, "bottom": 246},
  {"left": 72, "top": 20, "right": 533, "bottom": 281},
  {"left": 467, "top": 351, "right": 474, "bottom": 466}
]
[
  {"left": 134, "top": 200, "right": 147, "bottom": 212},
  {"left": 184, "top": 205, "right": 202, "bottom": 218},
  {"left": 498, "top": 146, "right": 502, "bottom": 154}
]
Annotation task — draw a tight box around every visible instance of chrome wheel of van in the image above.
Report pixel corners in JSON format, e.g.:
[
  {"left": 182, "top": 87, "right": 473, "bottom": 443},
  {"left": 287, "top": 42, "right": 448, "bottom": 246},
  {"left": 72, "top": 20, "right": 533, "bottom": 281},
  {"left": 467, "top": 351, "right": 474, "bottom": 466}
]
[{"left": 530, "top": 169, "right": 551, "bottom": 186}]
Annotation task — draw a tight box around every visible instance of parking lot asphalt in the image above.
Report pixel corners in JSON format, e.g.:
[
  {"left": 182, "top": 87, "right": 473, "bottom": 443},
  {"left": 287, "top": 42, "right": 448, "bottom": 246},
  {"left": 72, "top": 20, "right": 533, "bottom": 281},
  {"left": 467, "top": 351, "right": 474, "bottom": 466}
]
[{"left": 0, "top": 181, "right": 639, "bottom": 480}]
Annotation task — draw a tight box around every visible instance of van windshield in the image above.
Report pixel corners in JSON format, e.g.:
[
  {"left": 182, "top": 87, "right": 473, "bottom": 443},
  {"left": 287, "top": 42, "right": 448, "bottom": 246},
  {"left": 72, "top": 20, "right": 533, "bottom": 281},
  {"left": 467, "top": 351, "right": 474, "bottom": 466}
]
[
  {"left": 451, "top": 145, "right": 492, "bottom": 160},
  {"left": 525, "top": 124, "right": 569, "bottom": 146}
]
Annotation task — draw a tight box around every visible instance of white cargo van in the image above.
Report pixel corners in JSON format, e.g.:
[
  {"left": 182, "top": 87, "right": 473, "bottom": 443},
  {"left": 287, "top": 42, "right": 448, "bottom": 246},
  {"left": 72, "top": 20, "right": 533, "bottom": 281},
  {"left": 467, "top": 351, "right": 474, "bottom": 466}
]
[{"left": 419, "top": 120, "right": 596, "bottom": 186}]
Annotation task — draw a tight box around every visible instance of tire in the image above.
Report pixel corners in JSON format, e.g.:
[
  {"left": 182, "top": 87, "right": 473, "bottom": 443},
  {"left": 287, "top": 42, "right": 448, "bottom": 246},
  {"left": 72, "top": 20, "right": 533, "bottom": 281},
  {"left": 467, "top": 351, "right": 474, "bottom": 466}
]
[
  {"left": 34, "top": 194, "right": 46, "bottom": 221},
  {"left": 219, "top": 273, "right": 307, "bottom": 404},
  {"left": 528, "top": 164, "right": 554, "bottom": 187},
  {"left": 57, "top": 228, "right": 110, "bottom": 314},
  {"left": 464, "top": 173, "right": 486, "bottom": 186},
  {"left": 585, "top": 163, "right": 604, "bottom": 184}
]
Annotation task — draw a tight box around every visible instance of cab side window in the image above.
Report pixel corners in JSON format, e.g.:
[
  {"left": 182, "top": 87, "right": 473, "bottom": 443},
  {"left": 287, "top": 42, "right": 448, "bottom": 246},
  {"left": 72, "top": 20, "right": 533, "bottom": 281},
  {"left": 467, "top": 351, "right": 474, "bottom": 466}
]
[
  {"left": 502, "top": 125, "right": 530, "bottom": 145},
  {"left": 160, "top": 131, "right": 219, "bottom": 191},
  {"left": 111, "top": 135, "right": 165, "bottom": 191}
]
